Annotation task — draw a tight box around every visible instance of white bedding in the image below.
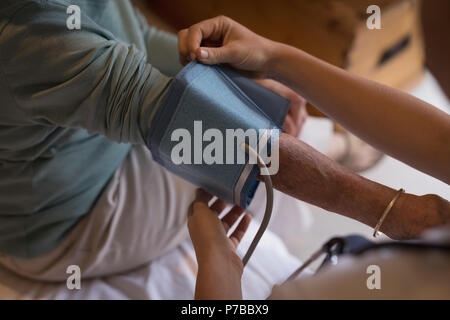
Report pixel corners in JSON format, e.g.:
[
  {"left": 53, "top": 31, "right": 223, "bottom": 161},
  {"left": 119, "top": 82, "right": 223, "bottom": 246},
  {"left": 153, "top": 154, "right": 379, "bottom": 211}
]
[{"left": 0, "top": 220, "right": 301, "bottom": 300}]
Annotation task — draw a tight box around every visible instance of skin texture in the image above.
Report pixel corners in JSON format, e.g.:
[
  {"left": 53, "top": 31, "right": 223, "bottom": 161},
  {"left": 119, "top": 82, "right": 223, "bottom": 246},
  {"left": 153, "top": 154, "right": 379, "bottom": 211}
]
[
  {"left": 272, "top": 133, "right": 450, "bottom": 240},
  {"left": 179, "top": 16, "right": 450, "bottom": 300}
]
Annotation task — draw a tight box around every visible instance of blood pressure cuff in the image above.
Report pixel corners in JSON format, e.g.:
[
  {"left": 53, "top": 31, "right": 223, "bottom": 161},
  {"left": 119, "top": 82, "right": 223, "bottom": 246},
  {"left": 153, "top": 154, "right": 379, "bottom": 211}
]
[{"left": 147, "top": 61, "right": 289, "bottom": 208}]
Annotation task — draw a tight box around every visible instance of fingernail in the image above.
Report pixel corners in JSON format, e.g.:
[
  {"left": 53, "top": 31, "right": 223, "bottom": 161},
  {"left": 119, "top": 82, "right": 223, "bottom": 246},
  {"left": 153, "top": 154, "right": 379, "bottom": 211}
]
[
  {"left": 199, "top": 49, "right": 209, "bottom": 59},
  {"left": 190, "top": 52, "right": 196, "bottom": 61}
]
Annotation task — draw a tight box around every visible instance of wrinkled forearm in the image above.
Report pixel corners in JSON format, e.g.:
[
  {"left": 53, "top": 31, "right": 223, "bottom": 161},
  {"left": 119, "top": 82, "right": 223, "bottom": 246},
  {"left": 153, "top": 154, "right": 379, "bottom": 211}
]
[{"left": 272, "top": 133, "right": 450, "bottom": 239}]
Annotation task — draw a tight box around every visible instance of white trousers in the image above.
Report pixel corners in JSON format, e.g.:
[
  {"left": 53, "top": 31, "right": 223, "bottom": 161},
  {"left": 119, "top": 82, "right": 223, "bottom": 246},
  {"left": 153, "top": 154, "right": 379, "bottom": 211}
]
[{"left": 0, "top": 145, "right": 197, "bottom": 281}]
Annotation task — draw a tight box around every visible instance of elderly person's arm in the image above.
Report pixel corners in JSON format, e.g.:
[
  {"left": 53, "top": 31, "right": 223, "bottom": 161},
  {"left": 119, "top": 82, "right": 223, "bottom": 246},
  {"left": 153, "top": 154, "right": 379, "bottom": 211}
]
[{"left": 272, "top": 133, "right": 449, "bottom": 240}]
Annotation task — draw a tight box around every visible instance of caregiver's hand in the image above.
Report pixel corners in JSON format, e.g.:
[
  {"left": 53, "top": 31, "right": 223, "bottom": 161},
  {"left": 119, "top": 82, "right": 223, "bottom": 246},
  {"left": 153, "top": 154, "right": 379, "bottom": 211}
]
[
  {"left": 256, "top": 79, "right": 308, "bottom": 137},
  {"left": 187, "top": 189, "right": 251, "bottom": 299},
  {"left": 178, "top": 16, "right": 275, "bottom": 77}
]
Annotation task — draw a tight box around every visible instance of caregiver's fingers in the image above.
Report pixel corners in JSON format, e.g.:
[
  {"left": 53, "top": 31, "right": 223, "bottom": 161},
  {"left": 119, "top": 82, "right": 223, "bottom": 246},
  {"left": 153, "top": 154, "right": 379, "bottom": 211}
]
[
  {"left": 178, "top": 28, "right": 190, "bottom": 65},
  {"left": 221, "top": 205, "right": 245, "bottom": 233},
  {"left": 256, "top": 79, "right": 307, "bottom": 136},
  {"left": 285, "top": 99, "right": 308, "bottom": 137},
  {"left": 288, "top": 95, "right": 308, "bottom": 137},
  {"left": 186, "top": 16, "right": 232, "bottom": 58},
  {"left": 287, "top": 92, "right": 307, "bottom": 122},
  {"left": 178, "top": 16, "right": 227, "bottom": 63},
  {"left": 195, "top": 189, "right": 213, "bottom": 205},
  {"left": 194, "top": 45, "right": 239, "bottom": 66},
  {"left": 188, "top": 191, "right": 224, "bottom": 237},
  {"left": 230, "top": 214, "right": 252, "bottom": 249},
  {"left": 255, "top": 79, "right": 306, "bottom": 105},
  {"left": 297, "top": 102, "right": 308, "bottom": 132},
  {"left": 210, "top": 197, "right": 227, "bottom": 214},
  {"left": 188, "top": 189, "right": 212, "bottom": 217},
  {"left": 183, "top": 17, "right": 242, "bottom": 65},
  {"left": 283, "top": 116, "right": 296, "bottom": 136}
]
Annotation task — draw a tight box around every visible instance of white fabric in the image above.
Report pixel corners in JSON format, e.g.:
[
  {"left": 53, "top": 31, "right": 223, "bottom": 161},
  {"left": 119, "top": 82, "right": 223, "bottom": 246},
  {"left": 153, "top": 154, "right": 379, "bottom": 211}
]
[
  {"left": 0, "top": 220, "right": 300, "bottom": 299},
  {"left": 0, "top": 145, "right": 196, "bottom": 281}
]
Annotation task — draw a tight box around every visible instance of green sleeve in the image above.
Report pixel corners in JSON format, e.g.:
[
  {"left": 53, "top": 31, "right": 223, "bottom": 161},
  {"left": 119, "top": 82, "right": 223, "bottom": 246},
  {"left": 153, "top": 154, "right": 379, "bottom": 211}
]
[
  {"left": 133, "top": 6, "right": 183, "bottom": 77},
  {"left": 0, "top": 1, "right": 173, "bottom": 145}
]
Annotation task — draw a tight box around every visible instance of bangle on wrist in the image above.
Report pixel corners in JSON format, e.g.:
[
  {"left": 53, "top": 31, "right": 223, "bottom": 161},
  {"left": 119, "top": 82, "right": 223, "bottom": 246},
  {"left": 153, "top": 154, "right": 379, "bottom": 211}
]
[{"left": 373, "top": 188, "right": 405, "bottom": 238}]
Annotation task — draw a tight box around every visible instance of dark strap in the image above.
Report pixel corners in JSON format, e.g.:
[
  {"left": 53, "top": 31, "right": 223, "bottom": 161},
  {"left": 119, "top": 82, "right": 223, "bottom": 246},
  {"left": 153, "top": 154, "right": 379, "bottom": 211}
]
[{"left": 318, "top": 234, "right": 450, "bottom": 272}]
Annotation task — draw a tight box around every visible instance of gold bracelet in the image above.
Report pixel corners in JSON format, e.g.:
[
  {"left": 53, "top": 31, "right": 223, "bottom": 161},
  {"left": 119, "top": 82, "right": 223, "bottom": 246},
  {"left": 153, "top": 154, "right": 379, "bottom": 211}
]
[{"left": 373, "top": 188, "right": 405, "bottom": 238}]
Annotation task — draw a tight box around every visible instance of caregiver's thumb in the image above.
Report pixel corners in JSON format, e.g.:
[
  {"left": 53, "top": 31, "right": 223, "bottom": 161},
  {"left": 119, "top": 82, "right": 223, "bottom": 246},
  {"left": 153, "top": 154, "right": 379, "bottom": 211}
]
[{"left": 195, "top": 46, "right": 236, "bottom": 65}]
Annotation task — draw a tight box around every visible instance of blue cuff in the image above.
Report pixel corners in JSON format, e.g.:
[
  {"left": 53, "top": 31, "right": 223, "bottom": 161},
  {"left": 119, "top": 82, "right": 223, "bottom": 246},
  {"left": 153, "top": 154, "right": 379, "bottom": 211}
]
[{"left": 147, "top": 61, "right": 288, "bottom": 208}]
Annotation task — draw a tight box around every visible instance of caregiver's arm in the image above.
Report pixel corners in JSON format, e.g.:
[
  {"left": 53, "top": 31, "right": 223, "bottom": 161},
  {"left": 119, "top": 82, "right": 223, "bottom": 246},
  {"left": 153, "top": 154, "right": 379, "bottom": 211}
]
[
  {"left": 267, "top": 44, "right": 450, "bottom": 184},
  {"left": 273, "top": 133, "right": 450, "bottom": 239},
  {"left": 179, "top": 16, "right": 450, "bottom": 184}
]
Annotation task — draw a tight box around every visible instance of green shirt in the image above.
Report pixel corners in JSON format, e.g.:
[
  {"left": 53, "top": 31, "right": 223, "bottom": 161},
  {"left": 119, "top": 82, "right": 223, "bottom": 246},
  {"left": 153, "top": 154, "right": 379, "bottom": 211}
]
[{"left": 0, "top": 0, "right": 181, "bottom": 258}]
